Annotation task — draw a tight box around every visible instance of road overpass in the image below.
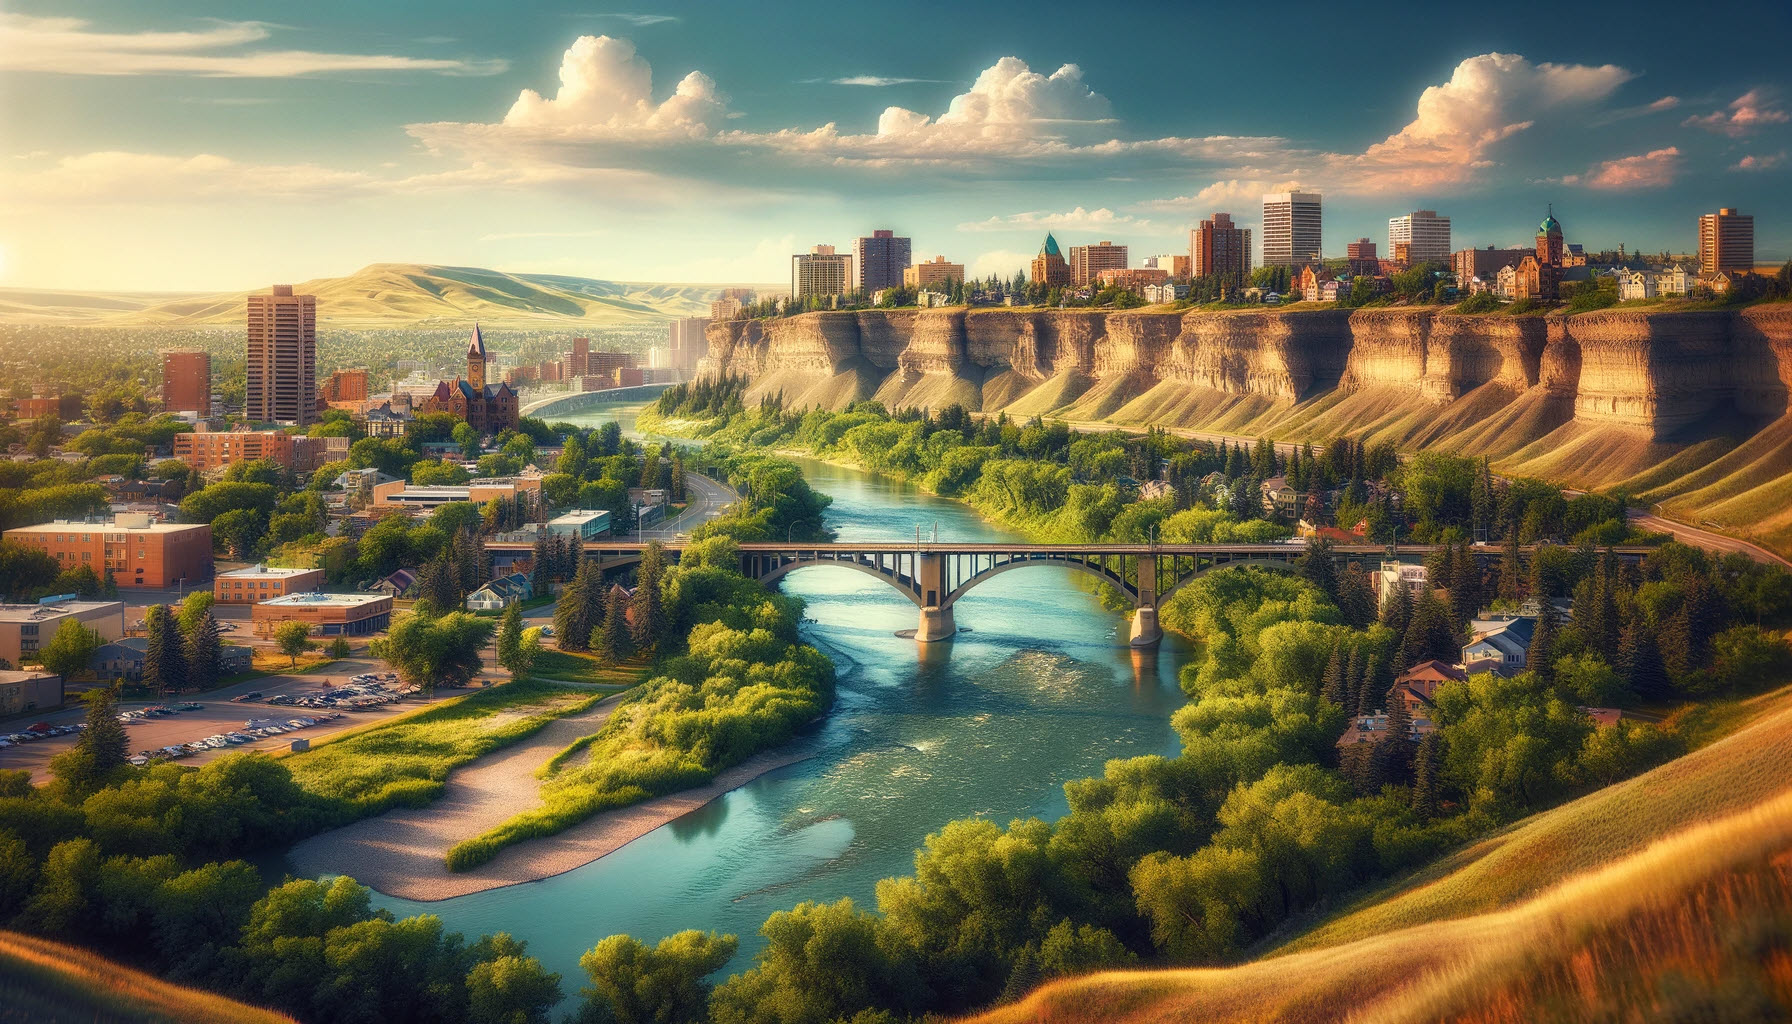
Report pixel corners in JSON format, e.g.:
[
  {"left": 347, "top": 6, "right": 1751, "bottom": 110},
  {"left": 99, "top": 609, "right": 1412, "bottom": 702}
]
[{"left": 483, "top": 539, "right": 1658, "bottom": 646}]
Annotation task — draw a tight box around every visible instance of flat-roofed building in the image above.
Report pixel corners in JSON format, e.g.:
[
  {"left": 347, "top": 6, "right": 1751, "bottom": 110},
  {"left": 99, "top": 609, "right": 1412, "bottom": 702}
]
[
  {"left": 252, "top": 592, "right": 392, "bottom": 637},
  {"left": 4, "top": 515, "right": 211, "bottom": 589},
  {"left": 904, "top": 256, "right": 964, "bottom": 290},
  {"left": 1452, "top": 245, "right": 1531, "bottom": 288},
  {"left": 214, "top": 565, "right": 325, "bottom": 604},
  {"left": 1066, "top": 241, "right": 1128, "bottom": 287},
  {"left": 161, "top": 351, "right": 211, "bottom": 417},
  {"left": 245, "top": 285, "right": 318, "bottom": 426},
  {"left": 0, "top": 600, "right": 125, "bottom": 667},
  {"left": 546, "top": 509, "right": 611, "bottom": 542},
  {"left": 1388, "top": 210, "right": 1451, "bottom": 266},
  {"left": 1190, "top": 213, "right": 1252, "bottom": 289},
  {"left": 853, "top": 230, "right": 912, "bottom": 294},
  {"left": 791, "top": 245, "right": 853, "bottom": 300},
  {"left": 1699, "top": 208, "right": 1754, "bottom": 274},
  {"left": 370, "top": 477, "right": 542, "bottom": 511},
  {"left": 667, "top": 317, "right": 708, "bottom": 373},
  {"left": 173, "top": 427, "right": 328, "bottom": 473},
  {"left": 0, "top": 670, "right": 63, "bottom": 716},
  {"left": 1262, "top": 191, "right": 1323, "bottom": 266},
  {"left": 322, "top": 368, "right": 370, "bottom": 405}
]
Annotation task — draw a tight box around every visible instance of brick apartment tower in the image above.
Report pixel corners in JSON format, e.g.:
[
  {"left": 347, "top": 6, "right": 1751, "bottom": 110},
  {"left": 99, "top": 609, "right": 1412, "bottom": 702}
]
[
  {"left": 160, "top": 350, "right": 211, "bottom": 417},
  {"left": 570, "top": 337, "right": 590, "bottom": 378},
  {"left": 1699, "top": 208, "right": 1754, "bottom": 274},
  {"left": 1190, "top": 213, "right": 1252, "bottom": 290},
  {"left": 245, "top": 285, "right": 317, "bottom": 425}
]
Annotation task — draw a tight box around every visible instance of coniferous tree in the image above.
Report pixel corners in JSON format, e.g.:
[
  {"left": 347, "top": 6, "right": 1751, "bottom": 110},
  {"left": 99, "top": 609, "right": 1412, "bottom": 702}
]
[
  {"left": 51, "top": 684, "right": 129, "bottom": 793},
  {"left": 531, "top": 533, "right": 553, "bottom": 596},
  {"left": 1401, "top": 591, "right": 1458, "bottom": 670},
  {"left": 629, "top": 543, "right": 666, "bottom": 653},
  {"left": 185, "top": 611, "right": 221, "bottom": 691},
  {"left": 1530, "top": 597, "right": 1561, "bottom": 684},
  {"left": 496, "top": 603, "right": 534, "bottom": 677},
  {"left": 1620, "top": 617, "right": 1672, "bottom": 701},
  {"left": 593, "top": 583, "right": 631, "bottom": 665},
  {"left": 1470, "top": 457, "right": 1495, "bottom": 541},
  {"left": 553, "top": 568, "right": 589, "bottom": 652},
  {"left": 671, "top": 451, "right": 687, "bottom": 503},
  {"left": 1410, "top": 732, "right": 1444, "bottom": 818},
  {"left": 1449, "top": 542, "right": 1480, "bottom": 627},
  {"left": 1338, "top": 566, "right": 1377, "bottom": 629},
  {"left": 576, "top": 559, "right": 605, "bottom": 646},
  {"left": 1321, "top": 643, "right": 1347, "bottom": 707},
  {"left": 1376, "top": 685, "right": 1413, "bottom": 784},
  {"left": 143, "top": 604, "right": 187, "bottom": 695},
  {"left": 418, "top": 550, "right": 461, "bottom": 612},
  {"left": 1299, "top": 538, "right": 1338, "bottom": 603},
  {"left": 1345, "top": 644, "right": 1366, "bottom": 717}
]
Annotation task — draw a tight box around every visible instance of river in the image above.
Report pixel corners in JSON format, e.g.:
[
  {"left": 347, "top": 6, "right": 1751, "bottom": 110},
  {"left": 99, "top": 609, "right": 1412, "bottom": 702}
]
[{"left": 359, "top": 403, "right": 1193, "bottom": 995}]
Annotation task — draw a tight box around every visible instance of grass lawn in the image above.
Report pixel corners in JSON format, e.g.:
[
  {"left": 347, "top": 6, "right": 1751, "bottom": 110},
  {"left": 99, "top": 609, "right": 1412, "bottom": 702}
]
[
  {"left": 0, "top": 930, "right": 297, "bottom": 1024},
  {"left": 528, "top": 647, "right": 650, "bottom": 687},
  {"left": 283, "top": 679, "right": 609, "bottom": 817}
]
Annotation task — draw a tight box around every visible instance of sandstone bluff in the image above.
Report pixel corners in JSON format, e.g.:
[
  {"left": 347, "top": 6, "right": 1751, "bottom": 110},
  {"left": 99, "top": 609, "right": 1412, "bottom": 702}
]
[{"left": 698, "top": 305, "right": 1792, "bottom": 550}]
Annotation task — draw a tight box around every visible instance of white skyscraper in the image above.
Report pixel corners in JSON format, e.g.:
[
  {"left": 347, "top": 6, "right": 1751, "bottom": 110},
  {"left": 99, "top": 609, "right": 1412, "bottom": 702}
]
[
  {"left": 1388, "top": 210, "right": 1452, "bottom": 266},
  {"left": 1262, "top": 192, "right": 1323, "bottom": 266}
]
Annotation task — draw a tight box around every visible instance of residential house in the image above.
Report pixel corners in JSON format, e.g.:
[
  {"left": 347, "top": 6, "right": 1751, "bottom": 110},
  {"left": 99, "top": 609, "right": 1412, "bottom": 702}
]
[
  {"left": 1617, "top": 268, "right": 1656, "bottom": 301},
  {"left": 1462, "top": 616, "right": 1536, "bottom": 674},
  {"left": 1259, "top": 477, "right": 1298, "bottom": 514},
  {"left": 1374, "top": 561, "right": 1428, "bottom": 608},
  {"left": 1657, "top": 263, "right": 1695, "bottom": 296},
  {"left": 366, "top": 569, "right": 418, "bottom": 598},
  {"left": 1495, "top": 263, "right": 1519, "bottom": 300},
  {"left": 466, "top": 573, "right": 533, "bottom": 612}
]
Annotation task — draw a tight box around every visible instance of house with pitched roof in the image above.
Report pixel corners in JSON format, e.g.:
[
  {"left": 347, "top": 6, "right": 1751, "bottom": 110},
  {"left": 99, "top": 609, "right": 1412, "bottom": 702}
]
[{"left": 422, "top": 325, "right": 519, "bottom": 435}]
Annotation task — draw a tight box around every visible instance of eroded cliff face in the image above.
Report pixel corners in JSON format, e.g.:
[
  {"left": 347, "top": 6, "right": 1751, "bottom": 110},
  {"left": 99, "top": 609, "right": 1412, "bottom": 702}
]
[{"left": 701, "top": 305, "right": 1790, "bottom": 444}]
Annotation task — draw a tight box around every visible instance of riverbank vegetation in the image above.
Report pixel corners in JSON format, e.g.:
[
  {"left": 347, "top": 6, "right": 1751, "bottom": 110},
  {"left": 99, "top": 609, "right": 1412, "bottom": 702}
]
[{"left": 444, "top": 535, "right": 835, "bottom": 871}]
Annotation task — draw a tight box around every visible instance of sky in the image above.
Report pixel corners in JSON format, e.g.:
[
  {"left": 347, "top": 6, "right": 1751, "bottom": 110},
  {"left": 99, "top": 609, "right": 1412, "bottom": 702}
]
[{"left": 3, "top": 0, "right": 1790, "bottom": 292}]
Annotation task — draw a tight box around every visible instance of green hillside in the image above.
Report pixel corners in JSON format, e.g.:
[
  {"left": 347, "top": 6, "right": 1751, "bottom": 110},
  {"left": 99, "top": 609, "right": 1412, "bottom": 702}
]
[{"left": 0, "top": 931, "right": 297, "bottom": 1024}]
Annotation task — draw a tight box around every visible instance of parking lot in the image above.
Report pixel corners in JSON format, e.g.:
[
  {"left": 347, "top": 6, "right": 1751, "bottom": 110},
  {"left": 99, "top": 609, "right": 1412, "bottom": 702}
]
[{"left": 0, "top": 657, "right": 476, "bottom": 782}]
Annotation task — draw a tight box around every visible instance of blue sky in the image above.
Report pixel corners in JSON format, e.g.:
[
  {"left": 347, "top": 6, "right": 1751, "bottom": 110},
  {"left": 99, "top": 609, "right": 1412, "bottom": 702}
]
[{"left": 3, "top": 1, "right": 1789, "bottom": 290}]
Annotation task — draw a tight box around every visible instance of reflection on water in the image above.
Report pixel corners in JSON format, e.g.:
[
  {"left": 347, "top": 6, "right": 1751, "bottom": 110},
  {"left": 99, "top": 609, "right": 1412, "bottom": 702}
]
[{"left": 338, "top": 405, "right": 1192, "bottom": 997}]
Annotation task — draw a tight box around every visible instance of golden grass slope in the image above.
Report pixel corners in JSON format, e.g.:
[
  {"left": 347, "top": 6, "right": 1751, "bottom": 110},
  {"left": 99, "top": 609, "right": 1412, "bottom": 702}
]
[
  {"left": 0, "top": 265, "right": 779, "bottom": 328},
  {"left": 0, "top": 931, "right": 296, "bottom": 1024},
  {"left": 963, "top": 684, "right": 1792, "bottom": 1024}
]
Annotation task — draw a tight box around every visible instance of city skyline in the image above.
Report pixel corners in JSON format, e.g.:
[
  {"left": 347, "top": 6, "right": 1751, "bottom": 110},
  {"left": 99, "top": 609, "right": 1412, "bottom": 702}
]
[{"left": 3, "top": 1, "right": 1790, "bottom": 291}]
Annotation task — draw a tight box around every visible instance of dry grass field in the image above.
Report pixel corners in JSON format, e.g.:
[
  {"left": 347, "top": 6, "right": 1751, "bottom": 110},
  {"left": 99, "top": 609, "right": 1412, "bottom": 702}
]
[{"left": 0, "top": 932, "right": 296, "bottom": 1024}]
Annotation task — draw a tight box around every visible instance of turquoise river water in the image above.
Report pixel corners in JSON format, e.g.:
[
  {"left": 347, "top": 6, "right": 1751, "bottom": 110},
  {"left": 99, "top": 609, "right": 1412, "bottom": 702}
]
[{"left": 326, "top": 404, "right": 1193, "bottom": 997}]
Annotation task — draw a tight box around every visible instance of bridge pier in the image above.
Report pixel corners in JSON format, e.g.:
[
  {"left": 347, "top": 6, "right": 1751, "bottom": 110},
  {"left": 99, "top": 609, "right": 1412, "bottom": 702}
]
[
  {"left": 1129, "top": 605, "right": 1162, "bottom": 647},
  {"left": 915, "top": 552, "right": 956, "bottom": 643},
  {"left": 916, "top": 605, "right": 958, "bottom": 643}
]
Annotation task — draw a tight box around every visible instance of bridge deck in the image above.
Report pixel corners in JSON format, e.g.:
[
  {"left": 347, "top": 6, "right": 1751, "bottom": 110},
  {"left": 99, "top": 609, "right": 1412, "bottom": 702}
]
[{"left": 482, "top": 539, "right": 1659, "bottom": 556}]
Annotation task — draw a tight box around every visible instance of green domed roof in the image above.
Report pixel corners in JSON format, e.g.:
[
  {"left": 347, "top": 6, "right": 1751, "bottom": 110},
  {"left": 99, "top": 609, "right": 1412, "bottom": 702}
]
[
  {"left": 1540, "top": 204, "right": 1561, "bottom": 236},
  {"left": 1040, "top": 232, "right": 1061, "bottom": 257}
]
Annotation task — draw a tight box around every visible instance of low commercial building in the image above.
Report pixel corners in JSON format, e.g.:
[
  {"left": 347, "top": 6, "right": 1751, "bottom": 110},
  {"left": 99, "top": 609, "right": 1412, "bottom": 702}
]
[
  {"left": 0, "top": 670, "right": 63, "bottom": 716},
  {"left": 172, "top": 427, "right": 330, "bottom": 473},
  {"left": 214, "top": 565, "right": 325, "bottom": 604},
  {"left": 904, "top": 256, "right": 965, "bottom": 290},
  {"left": 369, "top": 477, "right": 541, "bottom": 511},
  {"left": 546, "top": 509, "right": 611, "bottom": 542},
  {"left": 0, "top": 599, "right": 125, "bottom": 667},
  {"left": 252, "top": 592, "right": 392, "bottom": 637},
  {"left": 3, "top": 514, "right": 212, "bottom": 589}
]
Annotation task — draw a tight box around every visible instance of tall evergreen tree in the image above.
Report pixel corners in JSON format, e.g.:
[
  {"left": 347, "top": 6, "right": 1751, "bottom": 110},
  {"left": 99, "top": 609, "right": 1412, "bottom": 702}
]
[
  {"left": 1410, "top": 732, "right": 1444, "bottom": 818},
  {"left": 184, "top": 611, "right": 221, "bottom": 692},
  {"left": 496, "top": 603, "right": 534, "bottom": 677},
  {"left": 1620, "top": 618, "right": 1672, "bottom": 701},
  {"left": 1345, "top": 644, "right": 1366, "bottom": 717},
  {"left": 52, "top": 684, "right": 129, "bottom": 792},
  {"left": 1530, "top": 597, "right": 1561, "bottom": 684},
  {"left": 531, "top": 533, "right": 553, "bottom": 596},
  {"left": 417, "top": 550, "right": 461, "bottom": 613},
  {"left": 593, "top": 583, "right": 631, "bottom": 666},
  {"left": 1470, "top": 457, "right": 1495, "bottom": 541},
  {"left": 1379, "top": 575, "right": 1413, "bottom": 637},
  {"left": 1401, "top": 591, "right": 1458, "bottom": 670},
  {"left": 577, "top": 559, "right": 605, "bottom": 646},
  {"left": 143, "top": 604, "right": 187, "bottom": 695},
  {"left": 1448, "top": 542, "right": 1480, "bottom": 627},
  {"left": 671, "top": 451, "right": 687, "bottom": 503},
  {"left": 1299, "top": 538, "right": 1338, "bottom": 603},
  {"left": 1376, "top": 685, "right": 1413, "bottom": 785},
  {"left": 629, "top": 543, "right": 667, "bottom": 653},
  {"left": 553, "top": 569, "right": 589, "bottom": 652},
  {"left": 1338, "top": 566, "right": 1377, "bottom": 629},
  {"left": 1321, "top": 643, "right": 1347, "bottom": 707}
]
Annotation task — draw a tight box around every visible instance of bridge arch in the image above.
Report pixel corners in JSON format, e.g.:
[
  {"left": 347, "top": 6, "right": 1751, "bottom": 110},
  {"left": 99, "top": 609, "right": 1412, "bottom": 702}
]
[
  {"left": 1157, "top": 557, "right": 1301, "bottom": 605},
  {"left": 756, "top": 559, "right": 924, "bottom": 608},
  {"left": 943, "top": 556, "right": 1137, "bottom": 608}
]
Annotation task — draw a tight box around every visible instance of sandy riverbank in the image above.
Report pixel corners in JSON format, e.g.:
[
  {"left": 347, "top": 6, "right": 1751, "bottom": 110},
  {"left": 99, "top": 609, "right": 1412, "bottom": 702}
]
[{"left": 285, "top": 698, "right": 822, "bottom": 901}]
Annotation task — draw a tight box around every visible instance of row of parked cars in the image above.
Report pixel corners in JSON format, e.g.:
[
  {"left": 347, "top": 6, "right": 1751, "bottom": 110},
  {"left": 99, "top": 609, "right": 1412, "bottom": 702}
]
[
  {"left": 117, "top": 702, "right": 206, "bottom": 724},
  {"left": 0, "top": 721, "right": 86, "bottom": 747},
  {"left": 126, "top": 713, "right": 344, "bottom": 766},
  {"left": 267, "top": 677, "right": 419, "bottom": 711}
]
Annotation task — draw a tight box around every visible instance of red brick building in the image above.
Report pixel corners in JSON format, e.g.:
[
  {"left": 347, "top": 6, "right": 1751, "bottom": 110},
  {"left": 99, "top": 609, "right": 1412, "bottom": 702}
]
[
  {"left": 322, "top": 368, "right": 370, "bottom": 404},
  {"left": 4, "top": 514, "right": 212, "bottom": 588},
  {"left": 161, "top": 351, "right": 211, "bottom": 417},
  {"left": 173, "top": 427, "right": 328, "bottom": 473},
  {"left": 422, "top": 325, "right": 519, "bottom": 435}
]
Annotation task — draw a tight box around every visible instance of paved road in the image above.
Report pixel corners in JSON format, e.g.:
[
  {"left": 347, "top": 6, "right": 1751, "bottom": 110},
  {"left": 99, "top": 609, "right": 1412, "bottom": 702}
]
[{"left": 634, "top": 471, "right": 737, "bottom": 541}]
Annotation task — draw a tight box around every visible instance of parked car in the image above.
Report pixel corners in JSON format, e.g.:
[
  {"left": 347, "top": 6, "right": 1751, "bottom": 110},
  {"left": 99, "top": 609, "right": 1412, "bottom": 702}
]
[{"left": 231, "top": 692, "right": 263, "bottom": 703}]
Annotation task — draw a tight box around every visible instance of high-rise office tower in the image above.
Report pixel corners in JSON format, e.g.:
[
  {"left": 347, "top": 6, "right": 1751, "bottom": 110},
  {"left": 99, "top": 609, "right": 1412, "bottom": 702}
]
[
  {"left": 1387, "top": 210, "right": 1451, "bottom": 266},
  {"left": 1190, "top": 213, "right": 1252, "bottom": 289},
  {"left": 1262, "top": 191, "right": 1323, "bottom": 266},
  {"left": 853, "top": 229, "right": 912, "bottom": 294},
  {"left": 1699, "top": 208, "right": 1754, "bottom": 274},
  {"left": 245, "top": 285, "right": 317, "bottom": 425},
  {"left": 161, "top": 350, "right": 211, "bottom": 417},
  {"left": 791, "top": 245, "right": 853, "bottom": 300},
  {"left": 1067, "top": 241, "right": 1129, "bottom": 286}
]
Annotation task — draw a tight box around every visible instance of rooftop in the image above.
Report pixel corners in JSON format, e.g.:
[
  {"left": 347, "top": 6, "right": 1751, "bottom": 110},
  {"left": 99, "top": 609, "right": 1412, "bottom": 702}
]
[
  {"left": 258, "top": 592, "right": 389, "bottom": 609},
  {"left": 549, "top": 508, "right": 610, "bottom": 524},
  {"left": 5, "top": 517, "right": 206, "bottom": 535},
  {"left": 219, "top": 564, "right": 320, "bottom": 579},
  {"left": 0, "top": 600, "right": 124, "bottom": 623}
]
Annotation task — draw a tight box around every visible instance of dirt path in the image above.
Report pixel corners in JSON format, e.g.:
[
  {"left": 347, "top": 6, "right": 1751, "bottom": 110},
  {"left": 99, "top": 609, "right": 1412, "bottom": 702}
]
[{"left": 286, "top": 698, "right": 820, "bottom": 901}]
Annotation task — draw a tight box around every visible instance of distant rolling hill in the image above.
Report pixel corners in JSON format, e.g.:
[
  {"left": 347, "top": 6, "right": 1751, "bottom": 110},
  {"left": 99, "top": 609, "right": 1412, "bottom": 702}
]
[{"left": 0, "top": 264, "right": 781, "bottom": 328}]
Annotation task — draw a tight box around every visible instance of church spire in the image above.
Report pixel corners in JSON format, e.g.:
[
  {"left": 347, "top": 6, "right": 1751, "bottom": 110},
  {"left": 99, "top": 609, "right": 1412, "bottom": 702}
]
[{"left": 467, "top": 323, "right": 487, "bottom": 391}]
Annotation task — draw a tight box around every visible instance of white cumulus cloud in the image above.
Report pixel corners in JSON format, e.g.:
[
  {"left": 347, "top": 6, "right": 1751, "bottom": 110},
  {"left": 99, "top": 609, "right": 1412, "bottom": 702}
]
[
  {"left": 502, "top": 35, "right": 728, "bottom": 135},
  {"left": 957, "top": 206, "right": 1147, "bottom": 232},
  {"left": 1584, "top": 147, "right": 1682, "bottom": 190},
  {"left": 1683, "top": 89, "right": 1789, "bottom": 136}
]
